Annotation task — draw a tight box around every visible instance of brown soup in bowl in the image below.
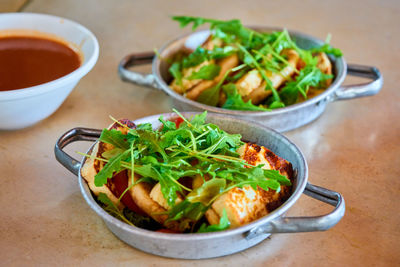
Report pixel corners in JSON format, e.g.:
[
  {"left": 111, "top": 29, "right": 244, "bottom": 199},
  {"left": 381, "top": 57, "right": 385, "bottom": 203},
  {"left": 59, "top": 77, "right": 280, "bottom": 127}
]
[{"left": 0, "top": 32, "right": 82, "bottom": 91}]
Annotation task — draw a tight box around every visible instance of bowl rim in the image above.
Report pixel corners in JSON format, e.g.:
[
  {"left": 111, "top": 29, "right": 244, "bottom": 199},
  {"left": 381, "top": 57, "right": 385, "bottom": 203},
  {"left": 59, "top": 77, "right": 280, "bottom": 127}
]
[
  {"left": 78, "top": 112, "right": 309, "bottom": 241},
  {"left": 0, "top": 12, "right": 99, "bottom": 100},
  {"left": 152, "top": 27, "right": 347, "bottom": 116}
]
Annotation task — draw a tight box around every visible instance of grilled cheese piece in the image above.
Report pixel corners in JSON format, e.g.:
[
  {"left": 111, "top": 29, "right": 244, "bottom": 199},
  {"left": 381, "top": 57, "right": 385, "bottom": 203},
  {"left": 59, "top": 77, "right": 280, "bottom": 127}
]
[
  {"left": 171, "top": 36, "right": 226, "bottom": 94},
  {"left": 81, "top": 120, "right": 136, "bottom": 210},
  {"left": 81, "top": 119, "right": 181, "bottom": 231},
  {"left": 81, "top": 141, "right": 123, "bottom": 209},
  {"left": 235, "top": 69, "right": 263, "bottom": 97},
  {"left": 316, "top": 52, "right": 332, "bottom": 86},
  {"left": 149, "top": 182, "right": 184, "bottom": 210},
  {"left": 185, "top": 53, "right": 239, "bottom": 100},
  {"left": 300, "top": 52, "right": 333, "bottom": 101},
  {"left": 243, "top": 49, "right": 300, "bottom": 104},
  {"left": 128, "top": 176, "right": 181, "bottom": 230},
  {"left": 170, "top": 60, "right": 214, "bottom": 94},
  {"left": 201, "top": 36, "right": 224, "bottom": 50},
  {"left": 205, "top": 142, "right": 293, "bottom": 228},
  {"left": 317, "top": 52, "right": 332, "bottom": 75}
]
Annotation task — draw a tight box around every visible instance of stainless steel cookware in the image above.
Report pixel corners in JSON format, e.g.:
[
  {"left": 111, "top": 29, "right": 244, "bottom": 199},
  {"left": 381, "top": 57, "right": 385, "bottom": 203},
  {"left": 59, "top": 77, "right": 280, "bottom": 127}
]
[
  {"left": 119, "top": 28, "right": 382, "bottom": 132},
  {"left": 54, "top": 112, "right": 345, "bottom": 259}
]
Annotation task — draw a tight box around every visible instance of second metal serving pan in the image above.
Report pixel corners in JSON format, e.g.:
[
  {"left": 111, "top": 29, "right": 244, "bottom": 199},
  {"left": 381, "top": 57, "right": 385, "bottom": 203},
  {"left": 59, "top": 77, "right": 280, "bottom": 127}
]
[
  {"left": 119, "top": 27, "right": 382, "bottom": 132},
  {"left": 55, "top": 112, "right": 345, "bottom": 259}
]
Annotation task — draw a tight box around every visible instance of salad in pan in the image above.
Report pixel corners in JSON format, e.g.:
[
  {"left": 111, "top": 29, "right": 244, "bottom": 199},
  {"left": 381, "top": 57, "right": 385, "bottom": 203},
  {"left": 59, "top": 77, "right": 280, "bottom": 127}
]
[
  {"left": 80, "top": 111, "right": 294, "bottom": 233},
  {"left": 165, "top": 16, "right": 342, "bottom": 111}
]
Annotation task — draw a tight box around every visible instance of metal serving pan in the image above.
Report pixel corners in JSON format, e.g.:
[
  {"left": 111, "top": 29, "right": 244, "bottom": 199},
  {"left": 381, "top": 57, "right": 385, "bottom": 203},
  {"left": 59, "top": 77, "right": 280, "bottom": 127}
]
[
  {"left": 118, "top": 27, "right": 383, "bottom": 132},
  {"left": 54, "top": 113, "right": 345, "bottom": 259}
]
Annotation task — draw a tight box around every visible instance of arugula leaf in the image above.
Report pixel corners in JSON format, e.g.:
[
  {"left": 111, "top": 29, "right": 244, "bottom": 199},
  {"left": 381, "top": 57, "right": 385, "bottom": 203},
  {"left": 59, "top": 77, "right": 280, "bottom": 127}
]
[
  {"left": 298, "top": 49, "right": 318, "bottom": 66},
  {"left": 169, "top": 62, "right": 182, "bottom": 86},
  {"left": 134, "top": 164, "right": 159, "bottom": 180},
  {"left": 196, "top": 67, "right": 232, "bottom": 106},
  {"left": 135, "top": 123, "right": 153, "bottom": 131},
  {"left": 173, "top": 16, "right": 261, "bottom": 47},
  {"left": 166, "top": 200, "right": 208, "bottom": 222},
  {"left": 222, "top": 84, "right": 270, "bottom": 111},
  {"left": 269, "top": 101, "right": 286, "bottom": 109},
  {"left": 173, "top": 16, "right": 238, "bottom": 32},
  {"left": 263, "top": 169, "right": 292, "bottom": 185},
  {"left": 157, "top": 168, "right": 182, "bottom": 206},
  {"left": 182, "top": 47, "right": 208, "bottom": 68},
  {"left": 187, "top": 64, "right": 221, "bottom": 80},
  {"left": 197, "top": 209, "right": 230, "bottom": 233},
  {"left": 134, "top": 128, "right": 168, "bottom": 161},
  {"left": 196, "top": 84, "right": 221, "bottom": 106},
  {"left": 171, "top": 46, "right": 234, "bottom": 81},
  {"left": 311, "top": 43, "right": 343, "bottom": 57},
  {"left": 237, "top": 44, "right": 283, "bottom": 106},
  {"left": 226, "top": 67, "right": 249, "bottom": 82},
  {"left": 190, "top": 111, "right": 207, "bottom": 127},
  {"left": 280, "top": 65, "right": 333, "bottom": 105},
  {"left": 160, "top": 128, "right": 193, "bottom": 148},
  {"left": 216, "top": 165, "right": 287, "bottom": 192},
  {"left": 123, "top": 208, "right": 160, "bottom": 230},
  {"left": 94, "top": 151, "right": 128, "bottom": 187},
  {"left": 159, "top": 115, "right": 177, "bottom": 133},
  {"left": 99, "top": 129, "right": 130, "bottom": 150},
  {"left": 97, "top": 193, "right": 134, "bottom": 226},
  {"left": 97, "top": 192, "right": 118, "bottom": 210},
  {"left": 270, "top": 30, "right": 298, "bottom": 54},
  {"left": 172, "top": 16, "right": 211, "bottom": 30},
  {"left": 209, "top": 46, "right": 236, "bottom": 59},
  {"left": 101, "top": 148, "right": 124, "bottom": 159},
  {"left": 202, "top": 126, "right": 243, "bottom": 154},
  {"left": 187, "top": 178, "right": 226, "bottom": 205}
]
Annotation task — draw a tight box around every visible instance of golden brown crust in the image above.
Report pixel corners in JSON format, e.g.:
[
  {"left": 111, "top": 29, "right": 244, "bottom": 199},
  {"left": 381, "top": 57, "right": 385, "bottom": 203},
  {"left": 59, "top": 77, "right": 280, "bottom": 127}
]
[
  {"left": 128, "top": 174, "right": 180, "bottom": 231},
  {"left": 243, "top": 49, "right": 300, "bottom": 104},
  {"left": 209, "top": 186, "right": 269, "bottom": 227},
  {"left": 205, "top": 142, "right": 293, "bottom": 228},
  {"left": 81, "top": 119, "right": 136, "bottom": 211},
  {"left": 94, "top": 120, "right": 135, "bottom": 173},
  {"left": 185, "top": 54, "right": 239, "bottom": 100},
  {"left": 81, "top": 141, "right": 124, "bottom": 209},
  {"left": 240, "top": 142, "right": 293, "bottom": 178},
  {"left": 316, "top": 52, "right": 333, "bottom": 86}
]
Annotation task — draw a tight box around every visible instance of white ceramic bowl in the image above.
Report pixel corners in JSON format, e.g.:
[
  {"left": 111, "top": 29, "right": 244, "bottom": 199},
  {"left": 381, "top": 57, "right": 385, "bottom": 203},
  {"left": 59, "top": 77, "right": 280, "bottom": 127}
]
[{"left": 0, "top": 13, "right": 99, "bottom": 130}]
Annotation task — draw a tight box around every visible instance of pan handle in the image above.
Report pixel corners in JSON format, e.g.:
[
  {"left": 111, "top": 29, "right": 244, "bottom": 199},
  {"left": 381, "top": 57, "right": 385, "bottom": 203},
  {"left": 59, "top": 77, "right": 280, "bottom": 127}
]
[
  {"left": 330, "top": 64, "right": 383, "bottom": 101},
  {"left": 245, "top": 183, "right": 345, "bottom": 240},
  {"left": 118, "top": 52, "right": 160, "bottom": 90},
  {"left": 54, "top": 128, "right": 102, "bottom": 176}
]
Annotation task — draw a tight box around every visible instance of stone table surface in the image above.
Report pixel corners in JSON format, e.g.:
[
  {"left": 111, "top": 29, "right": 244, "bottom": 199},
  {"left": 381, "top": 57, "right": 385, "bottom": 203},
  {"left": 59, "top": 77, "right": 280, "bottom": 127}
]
[{"left": 1, "top": 0, "right": 399, "bottom": 266}]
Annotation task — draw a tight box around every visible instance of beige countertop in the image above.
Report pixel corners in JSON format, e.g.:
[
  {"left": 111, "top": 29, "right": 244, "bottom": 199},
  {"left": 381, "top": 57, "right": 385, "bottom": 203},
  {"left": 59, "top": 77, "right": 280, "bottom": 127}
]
[{"left": 1, "top": 0, "right": 399, "bottom": 266}]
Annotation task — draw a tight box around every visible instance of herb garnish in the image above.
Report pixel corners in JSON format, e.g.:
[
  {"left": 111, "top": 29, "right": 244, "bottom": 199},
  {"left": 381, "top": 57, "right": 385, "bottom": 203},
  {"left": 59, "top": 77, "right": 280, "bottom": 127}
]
[
  {"left": 187, "top": 64, "right": 221, "bottom": 80},
  {"left": 167, "top": 16, "right": 341, "bottom": 110},
  {"left": 86, "top": 111, "right": 291, "bottom": 232},
  {"left": 222, "top": 84, "right": 270, "bottom": 111}
]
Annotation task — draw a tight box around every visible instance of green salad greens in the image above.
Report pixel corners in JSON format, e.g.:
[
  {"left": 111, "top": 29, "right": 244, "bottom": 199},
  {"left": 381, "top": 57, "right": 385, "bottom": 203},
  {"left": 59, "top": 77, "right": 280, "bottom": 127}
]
[
  {"left": 85, "top": 110, "right": 291, "bottom": 233},
  {"left": 167, "top": 16, "right": 342, "bottom": 111}
]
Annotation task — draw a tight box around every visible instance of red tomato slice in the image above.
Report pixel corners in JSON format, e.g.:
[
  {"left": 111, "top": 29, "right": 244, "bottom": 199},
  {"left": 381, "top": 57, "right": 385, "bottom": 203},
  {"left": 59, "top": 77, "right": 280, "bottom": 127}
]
[
  {"left": 107, "top": 170, "right": 147, "bottom": 216},
  {"left": 174, "top": 117, "right": 184, "bottom": 128}
]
